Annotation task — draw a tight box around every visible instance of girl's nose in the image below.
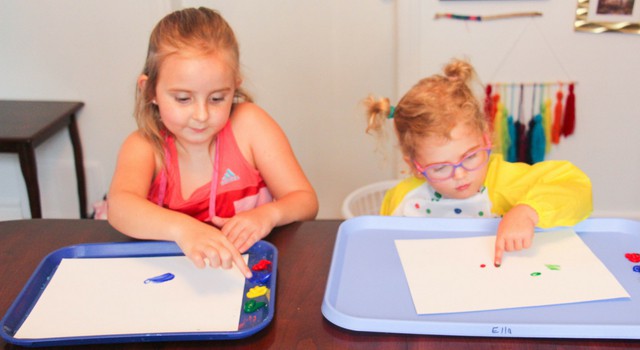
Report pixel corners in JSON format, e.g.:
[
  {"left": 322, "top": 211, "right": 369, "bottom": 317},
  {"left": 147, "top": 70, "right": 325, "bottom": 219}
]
[
  {"left": 193, "top": 104, "right": 209, "bottom": 122},
  {"left": 452, "top": 165, "right": 468, "bottom": 179}
]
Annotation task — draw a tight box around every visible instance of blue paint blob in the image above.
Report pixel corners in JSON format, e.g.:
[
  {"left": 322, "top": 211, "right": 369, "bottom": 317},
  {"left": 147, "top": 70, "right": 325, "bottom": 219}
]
[
  {"left": 454, "top": 208, "right": 462, "bottom": 214},
  {"left": 248, "top": 271, "right": 272, "bottom": 284},
  {"left": 144, "top": 272, "right": 175, "bottom": 284},
  {"left": 633, "top": 265, "right": 640, "bottom": 273}
]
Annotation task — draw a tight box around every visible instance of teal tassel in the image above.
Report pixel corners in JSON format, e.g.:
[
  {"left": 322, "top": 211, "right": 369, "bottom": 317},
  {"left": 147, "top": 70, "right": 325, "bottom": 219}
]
[
  {"left": 529, "top": 114, "right": 545, "bottom": 163},
  {"left": 506, "top": 115, "right": 517, "bottom": 162}
]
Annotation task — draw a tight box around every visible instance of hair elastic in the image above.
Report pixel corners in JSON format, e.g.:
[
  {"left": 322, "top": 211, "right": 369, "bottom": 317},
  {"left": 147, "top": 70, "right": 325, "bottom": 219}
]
[{"left": 387, "top": 106, "right": 396, "bottom": 119}]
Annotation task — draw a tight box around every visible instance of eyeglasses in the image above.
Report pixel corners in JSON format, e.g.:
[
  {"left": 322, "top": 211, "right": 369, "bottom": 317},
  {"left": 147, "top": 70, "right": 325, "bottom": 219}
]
[{"left": 413, "top": 147, "right": 492, "bottom": 182}]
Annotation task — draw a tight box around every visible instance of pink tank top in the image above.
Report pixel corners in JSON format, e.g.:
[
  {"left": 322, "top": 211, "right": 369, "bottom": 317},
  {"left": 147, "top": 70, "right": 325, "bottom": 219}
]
[{"left": 147, "top": 122, "right": 273, "bottom": 222}]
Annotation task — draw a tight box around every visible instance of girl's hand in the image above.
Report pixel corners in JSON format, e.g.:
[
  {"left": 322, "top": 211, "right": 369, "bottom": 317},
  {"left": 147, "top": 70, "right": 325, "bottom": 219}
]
[
  {"left": 494, "top": 204, "right": 539, "bottom": 267},
  {"left": 175, "top": 226, "right": 252, "bottom": 278},
  {"left": 211, "top": 207, "right": 276, "bottom": 253}
]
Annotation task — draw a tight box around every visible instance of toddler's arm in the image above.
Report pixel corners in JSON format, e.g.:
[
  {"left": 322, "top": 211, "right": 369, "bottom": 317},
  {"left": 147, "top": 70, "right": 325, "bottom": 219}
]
[
  {"left": 489, "top": 157, "right": 592, "bottom": 266},
  {"left": 108, "top": 132, "right": 252, "bottom": 278},
  {"left": 493, "top": 204, "right": 539, "bottom": 267}
]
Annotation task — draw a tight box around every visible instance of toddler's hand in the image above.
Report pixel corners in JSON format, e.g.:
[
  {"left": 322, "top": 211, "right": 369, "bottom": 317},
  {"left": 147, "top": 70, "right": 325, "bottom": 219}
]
[
  {"left": 211, "top": 209, "right": 275, "bottom": 253},
  {"left": 494, "top": 204, "right": 538, "bottom": 267},
  {"left": 176, "top": 226, "right": 252, "bottom": 278}
]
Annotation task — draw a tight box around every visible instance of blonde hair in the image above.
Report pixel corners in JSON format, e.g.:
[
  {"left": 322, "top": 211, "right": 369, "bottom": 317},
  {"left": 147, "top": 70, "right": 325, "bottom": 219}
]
[
  {"left": 135, "top": 7, "right": 252, "bottom": 162},
  {"left": 364, "top": 59, "right": 488, "bottom": 160}
]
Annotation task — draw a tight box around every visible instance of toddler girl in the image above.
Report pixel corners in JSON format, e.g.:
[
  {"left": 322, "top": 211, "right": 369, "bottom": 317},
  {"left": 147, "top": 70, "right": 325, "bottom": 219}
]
[{"left": 364, "top": 59, "right": 591, "bottom": 266}]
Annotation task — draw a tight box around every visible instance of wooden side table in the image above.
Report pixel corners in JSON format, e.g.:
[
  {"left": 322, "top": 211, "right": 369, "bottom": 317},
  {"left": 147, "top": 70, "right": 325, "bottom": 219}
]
[{"left": 0, "top": 100, "right": 87, "bottom": 218}]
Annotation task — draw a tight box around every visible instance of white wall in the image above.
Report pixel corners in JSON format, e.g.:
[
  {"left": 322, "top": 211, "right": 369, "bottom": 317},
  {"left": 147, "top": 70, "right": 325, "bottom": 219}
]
[
  {"left": 397, "top": 0, "right": 640, "bottom": 219},
  {"left": 0, "top": 0, "right": 395, "bottom": 220},
  {"left": 2, "top": 0, "right": 638, "bottom": 221}
]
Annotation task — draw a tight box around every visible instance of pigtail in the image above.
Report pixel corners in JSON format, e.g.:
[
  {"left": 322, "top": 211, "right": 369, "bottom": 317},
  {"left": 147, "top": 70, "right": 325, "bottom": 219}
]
[{"left": 363, "top": 95, "right": 392, "bottom": 137}]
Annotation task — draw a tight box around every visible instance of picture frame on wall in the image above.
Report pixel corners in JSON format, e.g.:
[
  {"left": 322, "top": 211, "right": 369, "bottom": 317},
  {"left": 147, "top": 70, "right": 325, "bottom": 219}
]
[{"left": 575, "top": 0, "right": 640, "bottom": 34}]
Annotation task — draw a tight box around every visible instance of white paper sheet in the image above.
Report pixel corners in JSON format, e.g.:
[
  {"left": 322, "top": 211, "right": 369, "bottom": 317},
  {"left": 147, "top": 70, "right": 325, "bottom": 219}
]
[
  {"left": 15, "top": 255, "right": 248, "bottom": 339},
  {"left": 395, "top": 228, "right": 630, "bottom": 315}
]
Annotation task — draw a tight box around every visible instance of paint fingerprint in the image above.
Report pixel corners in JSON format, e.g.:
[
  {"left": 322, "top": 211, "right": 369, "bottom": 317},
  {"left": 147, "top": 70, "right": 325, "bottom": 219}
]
[{"left": 144, "top": 272, "right": 175, "bottom": 284}]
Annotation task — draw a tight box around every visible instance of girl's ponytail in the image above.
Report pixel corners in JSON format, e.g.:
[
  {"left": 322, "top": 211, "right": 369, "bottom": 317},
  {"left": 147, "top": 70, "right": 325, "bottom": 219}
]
[{"left": 364, "top": 95, "right": 393, "bottom": 137}]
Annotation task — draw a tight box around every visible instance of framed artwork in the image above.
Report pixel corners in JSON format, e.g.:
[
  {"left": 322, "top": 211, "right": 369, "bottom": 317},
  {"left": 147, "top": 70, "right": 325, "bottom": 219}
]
[{"left": 575, "top": 0, "right": 640, "bottom": 34}]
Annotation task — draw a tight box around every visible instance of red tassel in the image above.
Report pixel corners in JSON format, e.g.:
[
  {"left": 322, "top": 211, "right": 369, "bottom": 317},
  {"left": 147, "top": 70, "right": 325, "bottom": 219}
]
[
  {"left": 551, "top": 88, "right": 563, "bottom": 144},
  {"left": 562, "top": 83, "right": 575, "bottom": 137},
  {"left": 484, "top": 85, "right": 494, "bottom": 130}
]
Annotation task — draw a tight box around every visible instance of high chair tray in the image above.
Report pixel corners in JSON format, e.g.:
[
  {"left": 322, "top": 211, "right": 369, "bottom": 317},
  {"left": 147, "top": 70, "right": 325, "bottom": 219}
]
[
  {"left": 321, "top": 216, "right": 640, "bottom": 339},
  {"left": 1, "top": 241, "right": 277, "bottom": 347}
]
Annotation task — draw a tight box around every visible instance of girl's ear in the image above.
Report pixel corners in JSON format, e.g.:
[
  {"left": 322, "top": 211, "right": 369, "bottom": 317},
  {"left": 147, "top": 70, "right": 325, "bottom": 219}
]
[
  {"left": 138, "top": 74, "right": 154, "bottom": 100},
  {"left": 138, "top": 74, "right": 157, "bottom": 104},
  {"left": 403, "top": 155, "right": 423, "bottom": 178},
  {"left": 137, "top": 74, "right": 148, "bottom": 91}
]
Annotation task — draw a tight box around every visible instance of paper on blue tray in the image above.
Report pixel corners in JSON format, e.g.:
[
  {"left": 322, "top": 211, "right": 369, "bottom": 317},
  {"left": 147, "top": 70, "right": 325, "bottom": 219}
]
[
  {"left": 321, "top": 216, "right": 640, "bottom": 339},
  {"left": 1, "top": 240, "right": 277, "bottom": 347}
]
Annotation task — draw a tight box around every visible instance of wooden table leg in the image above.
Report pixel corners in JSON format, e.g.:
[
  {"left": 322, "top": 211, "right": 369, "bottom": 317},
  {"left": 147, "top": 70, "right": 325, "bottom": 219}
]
[
  {"left": 17, "top": 143, "right": 42, "bottom": 218},
  {"left": 68, "top": 114, "right": 88, "bottom": 218}
]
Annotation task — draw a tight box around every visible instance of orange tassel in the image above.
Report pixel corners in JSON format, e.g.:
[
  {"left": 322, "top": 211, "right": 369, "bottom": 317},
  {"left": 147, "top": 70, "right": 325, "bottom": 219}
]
[
  {"left": 562, "top": 83, "right": 575, "bottom": 137},
  {"left": 551, "top": 88, "right": 563, "bottom": 144}
]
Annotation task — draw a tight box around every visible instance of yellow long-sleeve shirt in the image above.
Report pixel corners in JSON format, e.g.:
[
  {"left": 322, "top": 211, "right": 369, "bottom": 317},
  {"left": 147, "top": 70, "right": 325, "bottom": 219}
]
[{"left": 380, "top": 154, "right": 592, "bottom": 228}]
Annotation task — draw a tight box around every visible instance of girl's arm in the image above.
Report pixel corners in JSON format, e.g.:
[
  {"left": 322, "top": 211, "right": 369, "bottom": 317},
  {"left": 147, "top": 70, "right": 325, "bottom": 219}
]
[
  {"left": 108, "top": 132, "right": 252, "bottom": 278},
  {"left": 488, "top": 155, "right": 592, "bottom": 266},
  {"left": 212, "top": 103, "right": 319, "bottom": 252}
]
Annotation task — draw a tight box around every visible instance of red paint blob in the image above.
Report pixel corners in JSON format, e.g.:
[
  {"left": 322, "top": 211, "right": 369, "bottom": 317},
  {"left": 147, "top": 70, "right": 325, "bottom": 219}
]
[
  {"left": 480, "top": 264, "right": 486, "bottom": 268},
  {"left": 252, "top": 259, "right": 272, "bottom": 271},
  {"left": 625, "top": 253, "right": 640, "bottom": 263}
]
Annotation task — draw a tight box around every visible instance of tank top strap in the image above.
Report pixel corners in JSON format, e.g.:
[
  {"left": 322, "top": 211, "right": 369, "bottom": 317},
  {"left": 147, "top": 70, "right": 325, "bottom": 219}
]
[{"left": 153, "top": 134, "right": 174, "bottom": 206}]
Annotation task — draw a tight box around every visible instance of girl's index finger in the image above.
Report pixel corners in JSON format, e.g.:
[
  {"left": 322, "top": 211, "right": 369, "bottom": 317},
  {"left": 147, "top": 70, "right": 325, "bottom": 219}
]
[
  {"left": 235, "top": 253, "right": 253, "bottom": 279},
  {"left": 494, "top": 239, "right": 504, "bottom": 267}
]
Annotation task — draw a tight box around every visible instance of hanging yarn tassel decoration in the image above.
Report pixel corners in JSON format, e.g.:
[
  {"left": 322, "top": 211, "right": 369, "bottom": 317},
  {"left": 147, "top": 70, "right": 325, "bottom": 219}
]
[
  {"left": 543, "top": 95, "right": 552, "bottom": 154},
  {"left": 528, "top": 85, "right": 545, "bottom": 164},
  {"left": 493, "top": 99, "right": 504, "bottom": 154},
  {"left": 506, "top": 85, "right": 517, "bottom": 162},
  {"left": 500, "top": 103, "right": 510, "bottom": 156},
  {"left": 517, "top": 120, "right": 529, "bottom": 163},
  {"left": 529, "top": 90, "right": 547, "bottom": 164},
  {"left": 484, "top": 84, "right": 494, "bottom": 130},
  {"left": 516, "top": 85, "right": 529, "bottom": 163},
  {"left": 506, "top": 114, "right": 517, "bottom": 162},
  {"left": 551, "top": 86, "right": 564, "bottom": 144},
  {"left": 529, "top": 114, "right": 545, "bottom": 164},
  {"left": 562, "top": 83, "right": 576, "bottom": 137}
]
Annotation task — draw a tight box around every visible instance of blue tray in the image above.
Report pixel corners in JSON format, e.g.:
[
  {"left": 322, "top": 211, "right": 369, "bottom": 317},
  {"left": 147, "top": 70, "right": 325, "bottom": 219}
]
[
  {"left": 1, "top": 240, "right": 277, "bottom": 347},
  {"left": 322, "top": 216, "right": 640, "bottom": 339}
]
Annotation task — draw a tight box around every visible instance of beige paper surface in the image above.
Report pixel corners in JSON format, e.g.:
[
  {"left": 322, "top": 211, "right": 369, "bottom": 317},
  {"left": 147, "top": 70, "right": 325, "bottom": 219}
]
[
  {"left": 15, "top": 255, "right": 247, "bottom": 339},
  {"left": 395, "top": 228, "right": 629, "bottom": 314}
]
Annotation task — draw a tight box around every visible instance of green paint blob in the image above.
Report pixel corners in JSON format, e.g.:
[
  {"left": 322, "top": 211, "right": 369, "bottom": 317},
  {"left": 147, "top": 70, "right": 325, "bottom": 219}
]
[
  {"left": 545, "top": 264, "right": 561, "bottom": 271},
  {"left": 530, "top": 272, "right": 541, "bottom": 277}
]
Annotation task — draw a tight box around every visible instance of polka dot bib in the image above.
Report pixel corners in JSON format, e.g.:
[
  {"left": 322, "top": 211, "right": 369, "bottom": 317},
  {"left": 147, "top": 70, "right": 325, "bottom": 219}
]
[{"left": 399, "top": 184, "right": 497, "bottom": 218}]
